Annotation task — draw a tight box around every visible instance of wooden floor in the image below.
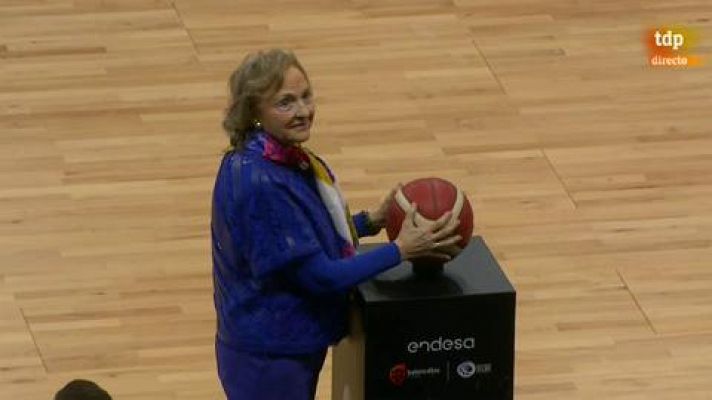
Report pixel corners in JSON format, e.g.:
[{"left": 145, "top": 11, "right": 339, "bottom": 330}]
[{"left": 2, "top": 0, "right": 712, "bottom": 399}]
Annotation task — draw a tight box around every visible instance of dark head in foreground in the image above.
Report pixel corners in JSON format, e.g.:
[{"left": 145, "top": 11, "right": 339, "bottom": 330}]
[{"left": 55, "top": 379, "right": 112, "bottom": 400}]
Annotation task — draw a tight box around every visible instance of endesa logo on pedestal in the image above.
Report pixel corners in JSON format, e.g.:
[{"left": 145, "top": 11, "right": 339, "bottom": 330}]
[
  {"left": 645, "top": 26, "right": 702, "bottom": 67},
  {"left": 406, "top": 336, "right": 475, "bottom": 354}
]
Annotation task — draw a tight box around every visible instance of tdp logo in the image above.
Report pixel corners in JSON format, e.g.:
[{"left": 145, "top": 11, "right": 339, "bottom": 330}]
[
  {"left": 645, "top": 26, "right": 702, "bottom": 67},
  {"left": 654, "top": 30, "right": 684, "bottom": 50}
]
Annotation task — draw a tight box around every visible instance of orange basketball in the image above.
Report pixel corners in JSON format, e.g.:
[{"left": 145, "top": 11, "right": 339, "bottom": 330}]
[{"left": 386, "top": 177, "right": 474, "bottom": 261}]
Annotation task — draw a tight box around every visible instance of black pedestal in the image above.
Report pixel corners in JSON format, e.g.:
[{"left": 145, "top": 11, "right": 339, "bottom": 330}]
[{"left": 332, "top": 236, "right": 516, "bottom": 400}]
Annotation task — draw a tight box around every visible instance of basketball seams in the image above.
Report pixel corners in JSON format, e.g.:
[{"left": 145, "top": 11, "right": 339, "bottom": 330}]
[
  {"left": 387, "top": 178, "right": 473, "bottom": 252},
  {"left": 429, "top": 179, "right": 439, "bottom": 220},
  {"left": 395, "top": 188, "right": 434, "bottom": 225},
  {"left": 394, "top": 189, "right": 411, "bottom": 214},
  {"left": 452, "top": 188, "right": 464, "bottom": 216},
  {"left": 394, "top": 182, "right": 464, "bottom": 225}
]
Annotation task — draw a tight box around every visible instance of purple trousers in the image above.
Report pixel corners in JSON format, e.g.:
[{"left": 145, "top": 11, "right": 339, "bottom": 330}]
[{"left": 216, "top": 339, "right": 328, "bottom": 400}]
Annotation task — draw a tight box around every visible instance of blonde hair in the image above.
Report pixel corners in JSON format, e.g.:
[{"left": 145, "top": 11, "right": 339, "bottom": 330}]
[{"left": 222, "top": 48, "right": 310, "bottom": 152}]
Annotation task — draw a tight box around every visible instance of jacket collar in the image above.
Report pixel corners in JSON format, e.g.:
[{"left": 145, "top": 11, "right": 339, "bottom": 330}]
[{"left": 246, "top": 130, "right": 310, "bottom": 171}]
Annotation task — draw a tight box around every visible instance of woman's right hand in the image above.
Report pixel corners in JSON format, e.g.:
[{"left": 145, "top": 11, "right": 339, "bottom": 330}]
[{"left": 394, "top": 203, "right": 461, "bottom": 262}]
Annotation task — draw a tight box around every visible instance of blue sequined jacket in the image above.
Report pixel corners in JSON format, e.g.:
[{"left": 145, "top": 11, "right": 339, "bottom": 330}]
[{"left": 211, "top": 134, "right": 373, "bottom": 354}]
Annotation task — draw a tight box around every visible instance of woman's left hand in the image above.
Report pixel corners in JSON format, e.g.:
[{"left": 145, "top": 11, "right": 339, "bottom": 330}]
[{"left": 368, "top": 183, "right": 401, "bottom": 230}]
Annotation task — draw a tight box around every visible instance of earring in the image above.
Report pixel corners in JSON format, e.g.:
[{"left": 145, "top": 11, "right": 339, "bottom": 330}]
[{"left": 254, "top": 120, "right": 262, "bottom": 129}]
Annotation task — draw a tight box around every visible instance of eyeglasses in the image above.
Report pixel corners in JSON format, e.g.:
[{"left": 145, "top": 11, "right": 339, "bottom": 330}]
[{"left": 272, "top": 92, "right": 315, "bottom": 114}]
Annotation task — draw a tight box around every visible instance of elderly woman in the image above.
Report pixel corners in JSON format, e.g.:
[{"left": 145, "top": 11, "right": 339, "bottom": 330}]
[{"left": 211, "top": 48, "right": 461, "bottom": 400}]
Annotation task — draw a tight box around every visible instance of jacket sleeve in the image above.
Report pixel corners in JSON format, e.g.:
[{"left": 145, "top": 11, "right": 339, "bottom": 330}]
[
  {"left": 352, "top": 211, "right": 382, "bottom": 238},
  {"left": 284, "top": 243, "right": 402, "bottom": 295}
]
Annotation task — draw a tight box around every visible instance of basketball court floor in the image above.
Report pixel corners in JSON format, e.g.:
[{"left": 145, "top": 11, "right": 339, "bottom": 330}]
[{"left": 1, "top": 0, "right": 711, "bottom": 398}]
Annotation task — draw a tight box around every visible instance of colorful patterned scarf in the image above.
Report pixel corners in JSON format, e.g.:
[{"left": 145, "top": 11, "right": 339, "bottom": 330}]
[{"left": 258, "top": 132, "right": 358, "bottom": 258}]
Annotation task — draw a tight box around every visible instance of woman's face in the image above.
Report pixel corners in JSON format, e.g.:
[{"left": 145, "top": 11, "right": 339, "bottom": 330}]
[{"left": 258, "top": 66, "right": 315, "bottom": 147}]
